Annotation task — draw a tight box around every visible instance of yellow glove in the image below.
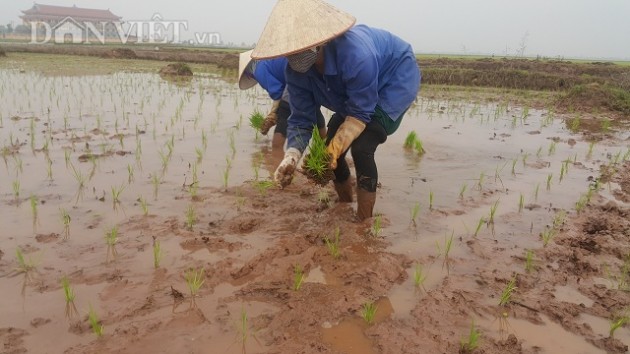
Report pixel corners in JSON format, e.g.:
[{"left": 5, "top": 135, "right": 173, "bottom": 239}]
[
  {"left": 261, "top": 100, "right": 281, "bottom": 135},
  {"left": 326, "top": 116, "right": 366, "bottom": 170}
]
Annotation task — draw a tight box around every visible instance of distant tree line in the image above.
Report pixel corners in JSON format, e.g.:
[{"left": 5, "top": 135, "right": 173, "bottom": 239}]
[{"left": 0, "top": 24, "right": 32, "bottom": 37}]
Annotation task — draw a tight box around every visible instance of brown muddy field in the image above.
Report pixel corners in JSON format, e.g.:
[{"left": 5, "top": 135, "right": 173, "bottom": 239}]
[{"left": 0, "top": 53, "right": 629, "bottom": 354}]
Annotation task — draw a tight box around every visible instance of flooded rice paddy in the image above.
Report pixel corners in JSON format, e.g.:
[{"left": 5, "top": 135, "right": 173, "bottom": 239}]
[{"left": 0, "top": 54, "right": 629, "bottom": 353}]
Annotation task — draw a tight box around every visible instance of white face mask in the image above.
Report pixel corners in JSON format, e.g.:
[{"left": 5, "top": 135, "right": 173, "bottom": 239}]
[{"left": 287, "top": 47, "right": 318, "bottom": 73}]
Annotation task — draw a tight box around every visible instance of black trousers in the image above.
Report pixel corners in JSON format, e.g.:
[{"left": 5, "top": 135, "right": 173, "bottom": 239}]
[
  {"left": 326, "top": 113, "right": 387, "bottom": 192},
  {"left": 275, "top": 100, "right": 325, "bottom": 137}
]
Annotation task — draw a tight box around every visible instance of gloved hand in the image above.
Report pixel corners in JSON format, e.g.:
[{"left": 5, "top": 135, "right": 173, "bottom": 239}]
[
  {"left": 274, "top": 147, "right": 302, "bottom": 188},
  {"left": 261, "top": 100, "right": 281, "bottom": 135},
  {"left": 326, "top": 116, "right": 366, "bottom": 169}
]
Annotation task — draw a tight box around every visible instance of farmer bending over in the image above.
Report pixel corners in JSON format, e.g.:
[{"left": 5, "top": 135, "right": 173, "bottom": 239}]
[
  {"left": 252, "top": 0, "right": 421, "bottom": 220},
  {"left": 238, "top": 50, "right": 326, "bottom": 150}
]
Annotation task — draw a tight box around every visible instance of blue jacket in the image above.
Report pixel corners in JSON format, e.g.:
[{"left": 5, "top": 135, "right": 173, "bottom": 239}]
[
  {"left": 286, "top": 24, "right": 421, "bottom": 152},
  {"left": 254, "top": 57, "right": 288, "bottom": 101}
]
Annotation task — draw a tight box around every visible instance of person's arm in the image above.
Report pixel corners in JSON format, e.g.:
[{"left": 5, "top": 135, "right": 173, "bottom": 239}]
[
  {"left": 285, "top": 71, "right": 319, "bottom": 153},
  {"left": 273, "top": 69, "right": 319, "bottom": 188},
  {"left": 325, "top": 46, "right": 378, "bottom": 168},
  {"left": 255, "top": 61, "right": 285, "bottom": 101},
  {"left": 339, "top": 48, "right": 379, "bottom": 123}
]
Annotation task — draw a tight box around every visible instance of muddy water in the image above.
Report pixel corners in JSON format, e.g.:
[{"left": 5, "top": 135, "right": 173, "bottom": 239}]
[{"left": 1, "top": 61, "right": 629, "bottom": 353}]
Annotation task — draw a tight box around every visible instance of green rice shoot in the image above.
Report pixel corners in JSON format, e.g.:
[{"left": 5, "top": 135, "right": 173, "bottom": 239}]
[
  {"left": 185, "top": 268, "right": 205, "bottom": 296},
  {"left": 249, "top": 110, "right": 265, "bottom": 132},
  {"left": 361, "top": 301, "right": 378, "bottom": 325},
  {"left": 303, "top": 126, "right": 331, "bottom": 181}
]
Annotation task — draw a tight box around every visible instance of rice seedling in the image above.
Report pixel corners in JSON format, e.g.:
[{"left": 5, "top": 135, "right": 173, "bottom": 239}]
[
  {"left": 460, "top": 320, "right": 481, "bottom": 353},
  {"left": 185, "top": 204, "right": 196, "bottom": 231},
  {"left": 511, "top": 158, "right": 517, "bottom": 176},
  {"left": 253, "top": 180, "right": 275, "bottom": 196},
  {"left": 292, "top": 264, "right": 304, "bottom": 291},
  {"left": 361, "top": 301, "right": 378, "bottom": 325},
  {"left": 474, "top": 217, "right": 485, "bottom": 237},
  {"left": 111, "top": 184, "right": 125, "bottom": 207},
  {"left": 105, "top": 225, "right": 119, "bottom": 246},
  {"left": 488, "top": 200, "right": 499, "bottom": 224},
  {"left": 534, "top": 183, "right": 540, "bottom": 202},
  {"left": 403, "top": 131, "right": 417, "bottom": 148},
  {"left": 88, "top": 305, "right": 104, "bottom": 338},
  {"left": 45, "top": 156, "right": 53, "bottom": 180},
  {"left": 249, "top": 110, "right": 265, "bottom": 134},
  {"left": 429, "top": 190, "right": 434, "bottom": 211},
  {"left": 522, "top": 152, "right": 529, "bottom": 167},
  {"left": 14, "top": 156, "right": 23, "bottom": 175},
  {"left": 518, "top": 193, "right": 524, "bottom": 213},
  {"left": 151, "top": 173, "right": 161, "bottom": 200},
  {"left": 139, "top": 196, "right": 149, "bottom": 216},
  {"left": 541, "top": 227, "right": 556, "bottom": 247},
  {"left": 60, "top": 208, "right": 71, "bottom": 238},
  {"left": 63, "top": 149, "right": 70, "bottom": 168},
  {"left": 553, "top": 210, "right": 566, "bottom": 230},
  {"left": 61, "top": 276, "right": 75, "bottom": 303},
  {"left": 524, "top": 250, "right": 535, "bottom": 273},
  {"left": 546, "top": 173, "right": 553, "bottom": 191},
  {"left": 601, "top": 118, "right": 611, "bottom": 133},
  {"left": 498, "top": 277, "right": 517, "bottom": 306},
  {"left": 609, "top": 312, "right": 628, "bottom": 338},
  {"left": 30, "top": 194, "right": 38, "bottom": 227},
  {"left": 158, "top": 149, "right": 170, "bottom": 173},
  {"left": 127, "top": 164, "right": 134, "bottom": 183},
  {"left": 586, "top": 141, "right": 596, "bottom": 160},
  {"left": 229, "top": 132, "right": 236, "bottom": 156},
  {"left": 575, "top": 194, "right": 589, "bottom": 214},
  {"left": 184, "top": 268, "right": 205, "bottom": 297},
  {"left": 222, "top": 166, "right": 230, "bottom": 191},
  {"left": 477, "top": 172, "right": 485, "bottom": 191},
  {"left": 70, "top": 163, "right": 87, "bottom": 189},
  {"left": 302, "top": 127, "right": 332, "bottom": 184},
  {"left": 195, "top": 147, "right": 203, "bottom": 163},
  {"left": 370, "top": 215, "right": 382, "bottom": 237},
  {"left": 324, "top": 227, "right": 341, "bottom": 259},
  {"left": 414, "top": 139, "right": 426, "bottom": 155},
  {"left": 410, "top": 202, "right": 421, "bottom": 227},
  {"left": 317, "top": 189, "right": 331, "bottom": 207},
  {"left": 559, "top": 162, "right": 567, "bottom": 183},
  {"left": 15, "top": 248, "right": 38, "bottom": 274},
  {"left": 548, "top": 141, "right": 557, "bottom": 156},
  {"left": 201, "top": 130, "right": 208, "bottom": 150},
  {"left": 12, "top": 180, "right": 20, "bottom": 201},
  {"left": 459, "top": 183, "right": 467, "bottom": 200},
  {"left": 569, "top": 116, "right": 581, "bottom": 132},
  {"left": 29, "top": 119, "right": 36, "bottom": 150},
  {"left": 152, "top": 236, "right": 163, "bottom": 269},
  {"left": 437, "top": 230, "right": 454, "bottom": 271},
  {"left": 413, "top": 263, "right": 427, "bottom": 290},
  {"left": 235, "top": 306, "right": 252, "bottom": 348}
]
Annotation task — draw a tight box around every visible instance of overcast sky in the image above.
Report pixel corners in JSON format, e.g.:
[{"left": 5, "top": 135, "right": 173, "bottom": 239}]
[{"left": 2, "top": 0, "right": 629, "bottom": 59}]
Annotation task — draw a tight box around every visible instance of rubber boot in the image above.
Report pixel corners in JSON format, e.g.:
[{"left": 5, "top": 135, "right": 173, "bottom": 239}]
[
  {"left": 356, "top": 188, "right": 376, "bottom": 221},
  {"left": 334, "top": 179, "right": 353, "bottom": 203}
]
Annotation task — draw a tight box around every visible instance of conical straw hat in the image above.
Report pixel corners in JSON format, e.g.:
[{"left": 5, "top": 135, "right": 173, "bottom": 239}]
[
  {"left": 238, "top": 50, "right": 257, "bottom": 90},
  {"left": 251, "top": 0, "right": 356, "bottom": 59}
]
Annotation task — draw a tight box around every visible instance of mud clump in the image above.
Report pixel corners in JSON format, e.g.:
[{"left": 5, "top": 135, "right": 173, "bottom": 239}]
[
  {"left": 555, "top": 83, "right": 630, "bottom": 116},
  {"left": 103, "top": 48, "right": 137, "bottom": 59},
  {"left": 301, "top": 153, "right": 334, "bottom": 186},
  {"left": 217, "top": 53, "right": 238, "bottom": 69},
  {"left": 159, "top": 63, "right": 193, "bottom": 76}
]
